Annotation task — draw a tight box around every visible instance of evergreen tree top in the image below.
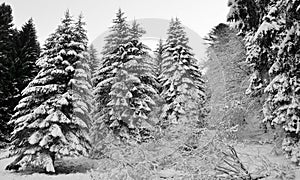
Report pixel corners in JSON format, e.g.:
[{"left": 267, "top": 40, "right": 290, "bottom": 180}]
[
  {"left": 166, "top": 18, "right": 191, "bottom": 50},
  {"left": 0, "top": 3, "right": 13, "bottom": 29},
  {"left": 42, "top": 10, "right": 77, "bottom": 58},
  {"left": 101, "top": 8, "right": 130, "bottom": 55},
  {"left": 204, "top": 23, "right": 232, "bottom": 46},
  {"left": 130, "top": 19, "right": 146, "bottom": 41},
  {"left": 0, "top": 3, "right": 14, "bottom": 45},
  {"left": 61, "top": 10, "right": 73, "bottom": 28},
  {"left": 113, "top": 8, "right": 127, "bottom": 24},
  {"left": 74, "top": 14, "right": 88, "bottom": 46},
  {"left": 19, "top": 18, "right": 39, "bottom": 45}
]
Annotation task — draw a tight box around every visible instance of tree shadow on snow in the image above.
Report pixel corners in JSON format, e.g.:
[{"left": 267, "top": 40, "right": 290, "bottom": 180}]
[{"left": 11, "top": 157, "right": 99, "bottom": 175}]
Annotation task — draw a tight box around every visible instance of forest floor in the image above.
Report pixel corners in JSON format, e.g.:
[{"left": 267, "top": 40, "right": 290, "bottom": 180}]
[
  {"left": 0, "top": 148, "right": 98, "bottom": 180},
  {"left": 1, "top": 140, "right": 300, "bottom": 180}
]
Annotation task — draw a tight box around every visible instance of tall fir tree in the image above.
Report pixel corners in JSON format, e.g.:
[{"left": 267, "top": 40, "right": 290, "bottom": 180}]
[
  {"left": 106, "top": 40, "right": 156, "bottom": 141},
  {"left": 153, "top": 39, "right": 165, "bottom": 93},
  {"left": 6, "top": 11, "right": 92, "bottom": 172},
  {"left": 92, "top": 9, "right": 131, "bottom": 122},
  {"left": 10, "top": 18, "right": 41, "bottom": 114},
  {"left": 227, "top": 0, "right": 275, "bottom": 95},
  {"left": 160, "top": 18, "right": 206, "bottom": 127},
  {"left": 129, "top": 19, "right": 146, "bottom": 41},
  {"left": 93, "top": 41, "right": 156, "bottom": 144},
  {"left": 14, "top": 18, "right": 40, "bottom": 91},
  {"left": 101, "top": 8, "right": 130, "bottom": 56},
  {"left": 0, "top": 3, "right": 14, "bottom": 142},
  {"left": 0, "top": 4, "right": 40, "bottom": 142},
  {"left": 227, "top": 0, "right": 300, "bottom": 163}
]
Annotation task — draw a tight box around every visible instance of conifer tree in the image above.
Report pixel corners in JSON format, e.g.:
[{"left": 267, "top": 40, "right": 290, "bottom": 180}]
[
  {"left": 106, "top": 40, "right": 156, "bottom": 141},
  {"left": 263, "top": 1, "right": 300, "bottom": 163},
  {"left": 160, "top": 18, "right": 206, "bottom": 127},
  {"left": 227, "top": 0, "right": 274, "bottom": 95},
  {"left": 101, "top": 8, "right": 130, "bottom": 56},
  {"left": 0, "top": 5, "right": 40, "bottom": 142},
  {"left": 6, "top": 11, "right": 92, "bottom": 172},
  {"left": 0, "top": 3, "right": 14, "bottom": 141},
  {"left": 92, "top": 9, "right": 130, "bottom": 142},
  {"left": 129, "top": 19, "right": 146, "bottom": 41},
  {"left": 227, "top": 0, "right": 300, "bottom": 163},
  {"left": 88, "top": 44, "right": 99, "bottom": 76},
  {"left": 92, "top": 9, "right": 131, "bottom": 118},
  {"left": 10, "top": 18, "right": 40, "bottom": 111},
  {"left": 93, "top": 40, "right": 156, "bottom": 141},
  {"left": 153, "top": 39, "right": 165, "bottom": 93}
]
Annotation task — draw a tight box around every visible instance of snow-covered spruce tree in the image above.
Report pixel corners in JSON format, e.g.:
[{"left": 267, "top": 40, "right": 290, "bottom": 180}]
[
  {"left": 92, "top": 9, "right": 156, "bottom": 144},
  {"left": 73, "top": 13, "right": 93, "bottom": 94},
  {"left": 129, "top": 19, "right": 146, "bottom": 41},
  {"left": 92, "top": 8, "right": 131, "bottom": 120},
  {"left": 92, "top": 9, "right": 130, "bottom": 143},
  {"left": 129, "top": 20, "right": 159, "bottom": 102},
  {"left": 93, "top": 40, "right": 156, "bottom": 144},
  {"left": 101, "top": 8, "right": 130, "bottom": 56},
  {"left": 263, "top": 1, "right": 300, "bottom": 163},
  {"left": 0, "top": 3, "right": 15, "bottom": 142},
  {"left": 160, "top": 18, "right": 206, "bottom": 128},
  {"left": 227, "top": 0, "right": 278, "bottom": 95},
  {"left": 228, "top": 0, "right": 300, "bottom": 163},
  {"left": 227, "top": 0, "right": 260, "bottom": 35},
  {"left": 108, "top": 40, "right": 156, "bottom": 141},
  {"left": 6, "top": 11, "right": 92, "bottom": 172}
]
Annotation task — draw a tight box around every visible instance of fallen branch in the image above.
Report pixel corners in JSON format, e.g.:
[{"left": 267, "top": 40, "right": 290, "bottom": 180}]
[{"left": 215, "top": 145, "right": 268, "bottom": 180}]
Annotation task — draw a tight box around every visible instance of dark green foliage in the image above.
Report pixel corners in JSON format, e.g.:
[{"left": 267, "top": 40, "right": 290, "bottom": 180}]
[
  {"left": 0, "top": 3, "right": 14, "bottom": 140},
  {"left": 0, "top": 4, "right": 40, "bottom": 142},
  {"left": 11, "top": 18, "right": 40, "bottom": 103}
]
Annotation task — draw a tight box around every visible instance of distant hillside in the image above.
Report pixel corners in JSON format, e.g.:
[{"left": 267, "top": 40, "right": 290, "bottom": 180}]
[{"left": 91, "top": 18, "right": 208, "bottom": 62}]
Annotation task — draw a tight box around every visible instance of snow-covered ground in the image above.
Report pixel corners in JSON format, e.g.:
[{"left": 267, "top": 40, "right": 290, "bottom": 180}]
[
  {"left": 0, "top": 149, "right": 97, "bottom": 180},
  {"left": 1, "top": 143, "right": 300, "bottom": 180}
]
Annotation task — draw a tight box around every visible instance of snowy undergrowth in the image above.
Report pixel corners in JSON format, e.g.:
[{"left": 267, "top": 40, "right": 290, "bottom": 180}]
[
  {"left": 1, "top": 132, "right": 299, "bottom": 180},
  {"left": 90, "top": 128, "right": 222, "bottom": 180},
  {"left": 88, "top": 127, "right": 300, "bottom": 180}
]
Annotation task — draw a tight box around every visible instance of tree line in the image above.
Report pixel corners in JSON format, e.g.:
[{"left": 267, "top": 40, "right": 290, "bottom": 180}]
[{"left": 0, "top": 4, "right": 206, "bottom": 173}]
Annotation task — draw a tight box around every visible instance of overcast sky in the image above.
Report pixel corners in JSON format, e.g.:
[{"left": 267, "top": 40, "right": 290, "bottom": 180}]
[{"left": 4, "top": 0, "right": 229, "bottom": 44}]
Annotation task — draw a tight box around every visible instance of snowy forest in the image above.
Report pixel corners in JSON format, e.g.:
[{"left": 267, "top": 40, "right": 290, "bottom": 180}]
[{"left": 0, "top": 0, "right": 300, "bottom": 179}]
